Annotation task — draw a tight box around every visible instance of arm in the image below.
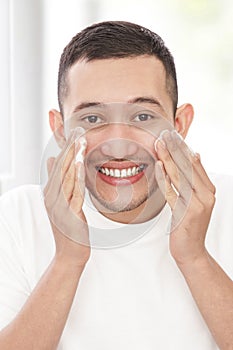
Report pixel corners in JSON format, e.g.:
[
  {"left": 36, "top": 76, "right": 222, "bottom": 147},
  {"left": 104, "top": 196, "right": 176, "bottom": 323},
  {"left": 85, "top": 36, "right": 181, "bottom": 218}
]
[
  {"left": 155, "top": 130, "right": 233, "bottom": 350},
  {"left": 0, "top": 129, "right": 90, "bottom": 349}
]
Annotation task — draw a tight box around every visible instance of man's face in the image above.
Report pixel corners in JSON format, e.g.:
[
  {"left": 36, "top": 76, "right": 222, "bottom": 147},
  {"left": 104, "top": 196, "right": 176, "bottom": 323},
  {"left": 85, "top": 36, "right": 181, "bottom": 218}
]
[{"left": 62, "top": 56, "right": 175, "bottom": 220}]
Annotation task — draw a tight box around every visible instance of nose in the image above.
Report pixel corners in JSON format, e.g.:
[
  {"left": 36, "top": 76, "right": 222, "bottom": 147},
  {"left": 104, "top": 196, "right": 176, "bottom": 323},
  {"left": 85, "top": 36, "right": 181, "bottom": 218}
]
[{"left": 100, "top": 124, "right": 139, "bottom": 159}]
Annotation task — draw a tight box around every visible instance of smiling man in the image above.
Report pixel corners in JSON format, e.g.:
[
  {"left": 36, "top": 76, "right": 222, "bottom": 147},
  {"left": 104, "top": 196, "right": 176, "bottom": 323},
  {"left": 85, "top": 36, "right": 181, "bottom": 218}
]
[{"left": 0, "top": 21, "right": 233, "bottom": 350}]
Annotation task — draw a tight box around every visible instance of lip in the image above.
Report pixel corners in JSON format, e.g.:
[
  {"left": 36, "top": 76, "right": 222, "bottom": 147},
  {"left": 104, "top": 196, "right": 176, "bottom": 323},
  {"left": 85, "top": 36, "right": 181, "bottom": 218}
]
[
  {"left": 98, "top": 161, "right": 141, "bottom": 169},
  {"left": 96, "top": 162, "right": 147, "bottom": 186}
]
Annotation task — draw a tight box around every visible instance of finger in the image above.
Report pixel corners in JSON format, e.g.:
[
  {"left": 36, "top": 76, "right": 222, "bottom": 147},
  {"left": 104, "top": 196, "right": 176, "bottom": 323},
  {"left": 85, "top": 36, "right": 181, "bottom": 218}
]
[
  {"left": 62, "top": 132, "right": 87, "bottom": 201},
  {"left": 70, "top": 162, "right": 85, "bottom": 214},
  {"left": 75, "top": 135, "right": 87, "bottom": 164},
  {"left": 155, "top": 160, "right": 177, "bottom": 209},
  {"left": 45, "top": 128, "right": 83, "bottom": 201},
  {"left": 62, "top": 159, "right": 76, "bottom": 203},
  {"left": 155, "top": 139, "right": 191, "bottom": 200},
  {"left": 61, "top": 143, "right": 75, "bottom": 181},
  {"left": 161, "top": 131, "right": 194, "bottom": 184},
  {"left": 184, "top": 151, "right": 215, "bottom": 195},
  {"left": 155, "top": 160, "right": 190, "bottom": 233},
  {"left": 45, "top": 131, "right": 76, "bottom": 195},
  {"left": 69, "top": 135, "right": 87, "bottom": 212},
  {"left": 171, "top": 131, "right": 216, "bottom": 195},
  {"left": 61, "top": 127, "right": 86, "bottom": 180},
  {"left": 160, "top": 131, "right": 209, "bottom": 200}
]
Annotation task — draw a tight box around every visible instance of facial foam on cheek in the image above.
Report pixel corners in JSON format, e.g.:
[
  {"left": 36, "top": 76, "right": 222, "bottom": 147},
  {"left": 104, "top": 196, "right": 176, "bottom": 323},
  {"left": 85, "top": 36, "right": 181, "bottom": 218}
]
[{"left": 75, "top": 137, "right": 87, "bottom": 164}]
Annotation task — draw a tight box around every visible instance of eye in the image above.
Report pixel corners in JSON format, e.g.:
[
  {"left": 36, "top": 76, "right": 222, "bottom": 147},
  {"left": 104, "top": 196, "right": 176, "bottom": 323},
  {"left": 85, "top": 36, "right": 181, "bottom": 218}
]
[
  {"left": 84, "top": 115, "right": 102, "bottom": 124},
  {"left": 134, "top": 113, "right": 153, "bottom": 122}
]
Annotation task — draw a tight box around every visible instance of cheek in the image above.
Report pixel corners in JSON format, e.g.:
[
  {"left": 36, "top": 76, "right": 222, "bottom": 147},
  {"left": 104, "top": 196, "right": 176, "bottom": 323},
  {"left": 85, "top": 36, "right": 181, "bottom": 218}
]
[
  {"left": 130, "top": 127, "right": 157, "bottom": 159},
  {"left": 84, "top": 128, "right": 106, "bottom": 155}
]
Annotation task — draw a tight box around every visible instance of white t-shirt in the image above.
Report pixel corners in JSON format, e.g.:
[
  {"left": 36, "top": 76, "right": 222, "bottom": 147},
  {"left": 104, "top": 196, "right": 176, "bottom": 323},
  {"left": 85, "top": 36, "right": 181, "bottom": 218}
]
[{"left": 0, "top": 173, "right": 233, "bottom": 349}]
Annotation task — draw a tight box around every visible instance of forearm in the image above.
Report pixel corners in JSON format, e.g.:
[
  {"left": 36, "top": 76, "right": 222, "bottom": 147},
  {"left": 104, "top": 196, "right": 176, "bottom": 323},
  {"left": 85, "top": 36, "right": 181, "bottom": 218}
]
[
  {"left": 177, "top": 250, "right": 233, "bottom": 350},
  {"left": 0, "top": 256, "right": 85, "bottom": 350}
]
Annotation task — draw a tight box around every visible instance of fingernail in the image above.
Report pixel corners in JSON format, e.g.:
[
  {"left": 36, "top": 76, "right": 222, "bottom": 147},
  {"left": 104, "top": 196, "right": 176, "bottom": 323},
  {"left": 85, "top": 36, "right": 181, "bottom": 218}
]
[
  {"left": 154, "top": 138, "right": 166, "bottom": 152},
  {"left": 75, "top": 136, "right": 87, "bottom": 164},
  {"left": 158, "top": 129, "right": 170, "bottom": 140}
]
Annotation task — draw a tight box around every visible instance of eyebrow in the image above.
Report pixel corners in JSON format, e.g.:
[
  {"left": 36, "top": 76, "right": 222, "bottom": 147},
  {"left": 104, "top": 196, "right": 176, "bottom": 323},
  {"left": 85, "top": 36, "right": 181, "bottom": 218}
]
[
  {"left": 71, "top": 96, "right": 164, "bottom": 114},
  {"left": 128, "top": 96, "right": 163, "bottom": 109},
  {"left": 72, "top": 102, "right": 102, "bottom": 114}
]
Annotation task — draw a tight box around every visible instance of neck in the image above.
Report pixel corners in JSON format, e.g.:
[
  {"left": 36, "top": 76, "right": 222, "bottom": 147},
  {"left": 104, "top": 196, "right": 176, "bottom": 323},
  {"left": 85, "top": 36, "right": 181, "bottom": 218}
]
[{"left": 89, "top": 188, "right": 166, "bottom": 224}]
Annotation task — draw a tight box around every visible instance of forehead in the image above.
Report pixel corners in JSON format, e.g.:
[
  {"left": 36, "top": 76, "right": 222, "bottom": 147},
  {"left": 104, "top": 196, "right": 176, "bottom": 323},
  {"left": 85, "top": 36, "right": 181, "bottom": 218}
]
[{"left": 64, "top": 56, "right": 173, "bottom": 116}]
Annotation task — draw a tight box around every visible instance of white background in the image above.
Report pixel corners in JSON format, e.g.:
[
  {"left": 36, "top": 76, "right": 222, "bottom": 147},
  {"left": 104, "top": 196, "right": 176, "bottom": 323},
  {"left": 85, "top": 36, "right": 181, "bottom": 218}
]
[{"left": 1, "top": 0, "right": 233, "bottom": 194}]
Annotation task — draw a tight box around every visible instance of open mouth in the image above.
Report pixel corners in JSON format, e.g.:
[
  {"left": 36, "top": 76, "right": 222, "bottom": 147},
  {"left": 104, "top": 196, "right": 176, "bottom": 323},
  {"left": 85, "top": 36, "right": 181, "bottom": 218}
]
[
  {"left": 96, "top": 164, "right": 147, "bottom": 178},
  {"left": 95, "top": 163, "right": 148, "bottom": 185}
]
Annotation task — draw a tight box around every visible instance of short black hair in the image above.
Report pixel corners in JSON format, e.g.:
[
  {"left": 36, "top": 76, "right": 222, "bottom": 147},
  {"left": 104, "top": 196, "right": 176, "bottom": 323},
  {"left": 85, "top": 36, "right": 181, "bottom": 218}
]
[{"left": 58, "top": 21, "right": 178, "bottom": 116}]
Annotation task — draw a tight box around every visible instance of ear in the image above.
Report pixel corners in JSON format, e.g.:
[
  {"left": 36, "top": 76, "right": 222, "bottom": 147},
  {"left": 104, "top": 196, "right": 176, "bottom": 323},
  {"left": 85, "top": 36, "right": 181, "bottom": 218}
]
[
  {"left": 49, "top": 109, "right": 66, "bottom": 148},
  {"left": 174, "top": 103, "right": 194, "bottom": 139}
]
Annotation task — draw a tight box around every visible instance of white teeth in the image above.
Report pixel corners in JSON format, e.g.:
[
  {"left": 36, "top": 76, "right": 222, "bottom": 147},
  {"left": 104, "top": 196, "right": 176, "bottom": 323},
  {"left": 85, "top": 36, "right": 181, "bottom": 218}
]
[
  {"left": 127, "top": 168, "right": 132, "bottom": 176},
  {"left": 99, "top": 165, "right": 146, "bottom": 178},
  {"left": 121, "top": 169, "right": 127, "bottom": 178},
  {"left": 114, "top": 169, "right": 121, "bottom": 177},
  {"left": 131, "top": 166, "right": 136, "bottom": 176}
]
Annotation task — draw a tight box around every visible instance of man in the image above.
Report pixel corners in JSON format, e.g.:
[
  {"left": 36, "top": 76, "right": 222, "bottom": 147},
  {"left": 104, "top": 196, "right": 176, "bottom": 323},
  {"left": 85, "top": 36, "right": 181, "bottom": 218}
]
[{"left": 0, "top": 21, "right": 232, "bottom": 349}]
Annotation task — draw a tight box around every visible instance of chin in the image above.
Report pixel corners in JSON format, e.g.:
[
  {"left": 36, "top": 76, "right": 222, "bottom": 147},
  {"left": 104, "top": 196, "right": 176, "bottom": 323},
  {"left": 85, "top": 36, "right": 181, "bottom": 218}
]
[{"left": 87, "top": 185, "right": 156, "bottom": 214}]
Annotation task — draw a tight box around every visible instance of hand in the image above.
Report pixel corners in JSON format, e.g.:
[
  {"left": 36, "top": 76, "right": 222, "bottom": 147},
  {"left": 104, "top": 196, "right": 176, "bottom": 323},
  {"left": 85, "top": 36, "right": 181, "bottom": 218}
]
[
  {"left": 44, "top": 129, "right": 90, "bottom": 268},
  {"left": 155, "top": 130, "right": 216, "bottom": 265}
]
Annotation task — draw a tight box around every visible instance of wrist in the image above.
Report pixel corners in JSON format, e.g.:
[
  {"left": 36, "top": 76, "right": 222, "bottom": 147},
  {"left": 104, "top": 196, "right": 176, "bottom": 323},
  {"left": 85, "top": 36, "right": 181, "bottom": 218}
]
[
  {"left": 53, "top": 253, "right": 88, "bottom": 275},
  {"left": 174, "top": 248, "right": 210, "bottom": 273}
]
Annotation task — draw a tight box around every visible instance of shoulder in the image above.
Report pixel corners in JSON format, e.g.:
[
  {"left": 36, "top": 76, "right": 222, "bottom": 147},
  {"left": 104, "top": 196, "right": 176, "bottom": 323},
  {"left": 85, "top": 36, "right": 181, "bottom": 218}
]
[
  {"left": 0, "top": 184, "right": 48, "bottom": 244},
  {"left": 0, "top": 184, "right": 46, "bottom": 219},
  {"left": 0, "top": 184, "right": 43, "bottom": 207},
  {"left": 0, "top": 184, "right": 54, "bottom": 282}
]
